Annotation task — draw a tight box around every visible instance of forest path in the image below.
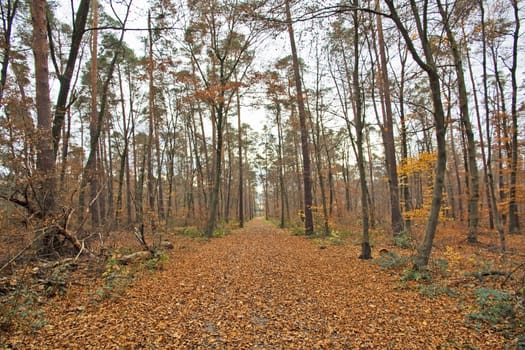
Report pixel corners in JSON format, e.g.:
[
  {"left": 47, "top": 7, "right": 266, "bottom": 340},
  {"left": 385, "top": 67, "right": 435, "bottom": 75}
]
[{"left": 9, "top": 218, "right": 504, "bottom": 349}]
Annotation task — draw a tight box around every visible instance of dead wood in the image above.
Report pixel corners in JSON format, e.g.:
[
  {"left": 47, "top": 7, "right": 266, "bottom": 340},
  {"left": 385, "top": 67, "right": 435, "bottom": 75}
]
[{"left": 117, "top": 251, "right": 152, "bottom": 265}]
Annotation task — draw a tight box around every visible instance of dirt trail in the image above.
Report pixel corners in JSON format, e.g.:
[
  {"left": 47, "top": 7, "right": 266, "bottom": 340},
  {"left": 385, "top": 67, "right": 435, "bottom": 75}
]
[{"left": 6, "top": 218, "right": 505, "bottom": 349}]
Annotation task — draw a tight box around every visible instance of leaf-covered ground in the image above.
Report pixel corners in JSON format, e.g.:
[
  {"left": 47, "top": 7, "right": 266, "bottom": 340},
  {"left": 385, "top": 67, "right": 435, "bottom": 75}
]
[{"left": 4, "top": 218, "right": 520, "bottom": 349}]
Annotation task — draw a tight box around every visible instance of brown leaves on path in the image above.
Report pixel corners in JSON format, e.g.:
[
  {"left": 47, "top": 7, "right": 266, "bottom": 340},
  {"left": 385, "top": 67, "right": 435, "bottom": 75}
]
[{"left": 6, "top": 218, "right": 506, "bottom": 349}]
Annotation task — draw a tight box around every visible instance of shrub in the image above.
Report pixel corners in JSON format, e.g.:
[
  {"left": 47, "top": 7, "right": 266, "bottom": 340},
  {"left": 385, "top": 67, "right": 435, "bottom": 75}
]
[
  {"left": 431, "top": 258, "right": 449, "bottom": 277},
  {"left": 179, "top": 227, "right": 201, "bottom": 237},
  {"left": 0, "top": 285, "right": 47, "bottom": 333},
  {"left": 213, "top": 227, "right": 231, "bottom": 238},
  {"left": 401, "top": 268, "right": 432, "bottom": 282},
  {"left": 374, "top": 251, "right": 410, "bottom": 270},
  {"left": 468, "top": 288, "right": 516, "bottom": 325},
  {"left": 95, "top": 256, "right": 134, "bottom": 301},
  {"left": 394, "top": 231, "right": 414, "bottom": 249},
  {"left": 327, "top": 231, "right": 343, "bottom": 245},
  {"left": 418, "top": 283, "right": 456, "bottom": 298},
  {"left": 290, "top": 226, "right": 305, "bottom": 236},
  {"left": 144, "top": 252, "right": 168, "bottom": 271}
]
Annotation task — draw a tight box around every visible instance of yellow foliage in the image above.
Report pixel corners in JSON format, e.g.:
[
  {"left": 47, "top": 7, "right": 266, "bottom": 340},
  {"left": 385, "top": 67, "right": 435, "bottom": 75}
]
[
  {"left": 398, "top": 152, "right": 436, "bottom": 176},
  {"left": 399, "top": 152, "right": 454, "bottom": 223},
  {"left": 443, "top": 246, "right": 462, "bottom": 268}
]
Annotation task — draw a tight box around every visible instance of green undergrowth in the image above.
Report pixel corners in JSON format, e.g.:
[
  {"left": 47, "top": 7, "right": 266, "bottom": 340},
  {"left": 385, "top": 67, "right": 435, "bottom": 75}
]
[
  {"left": 173, "top": 226, "right": 201, "bottom": 237},
  {"left": 374, "top": 251, "right": 411, "bottom": 270},
  {"left": 311, "top": 230, "right": 348, "bottom": 248},
  {"left": 374, "top": 249, "right": 524, "bottom": 342},
  {"left": 393, "top": 230, "right": 416, "bottom": 249},
  {"left": 0, "top": 282, "right": 48, "bottom": 334},
  {"left": 0, "top": 261, "right": 80, "bottom": 335},
  {"left": 92, "top": 255, "right": 134, "bottom": 302},
  {"left": 93, "top": 250, "right": 168, "bottom": 302},
  {"left": 468, "top": 288, "right": 516, "bottom": 325}
]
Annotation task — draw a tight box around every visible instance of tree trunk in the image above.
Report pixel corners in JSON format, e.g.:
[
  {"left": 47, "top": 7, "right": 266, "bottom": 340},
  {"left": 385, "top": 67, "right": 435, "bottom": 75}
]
[
  {"left": 479, "top": 0, "right": 505, "bottom": 252},
  {"left": 275, "top": 101, "right": 287, "bottom": 228},
  {"left": 205, "top": 104, "right": 225, "bottom": 237},
  {"left": 507, "top": 0, "right": 520, "bottom": 234},
  {"left": 351, "top": 1, "right": 371, "bottom": 259},
  {"left": 32, "top": 0, "right": 57, "bottom": 254},
  {"left": 0, "top": 0, "right": 20, "bottom": 105},
  {"left": 156, "top": 127, "right": 165, "bottom": 223},
  {"left": 375, "top": 0, "right": 403, "bottom": 235},
  {"left": 136, "top": 144, "right": 147, "bottom": 235},
  {"left": 450, "top": 122, "right": 463, "bottom": 220},
  {"left": 51, "top": 0, "right": 90, "bottom": 158},
  {"left": 147, "top": 11, "right": 156, "bottom": 229},
  {"left": 436, "top": 4, "right": 481, "bottom": 242},
  {"left": 285, "top": 0, "right": 314, "bottom": 235},
  {"left": 398, "top": 47, "right": 412, "bottom": 231},
  {"left": 78, "top": 0, "right": 130, "bottom": 230},
  {"left": 310, "top": 103, "right": 330, "bottom": 236},
  {"left": 236, "top": 80, "right": 244, "bottom": 228},
  {"left": 386, "top": 0, "right": 448, "bottom": 269},
  {"left": 115, "top": 66, "right": 130, "bottom": 228},
  {"left": 224, "top": 123, "right": 233, "bottom": 223},
  {"left": 463, "top": 14, "right": 493, "bottom": 230},
  {"left": 87, "top": 0, "right": 100, "bottom": 227}
]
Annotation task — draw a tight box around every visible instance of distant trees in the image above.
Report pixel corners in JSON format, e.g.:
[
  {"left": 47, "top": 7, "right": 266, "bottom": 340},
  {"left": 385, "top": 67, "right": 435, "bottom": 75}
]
[
  {"left": 0, "top": 0, "right": 522, "bottom": 264},
  {"left": 183, "top": 0, "right": 263, "bottom": 236},
  {"left": 255, "top": 0, "right": 522, "bottom": 266}
]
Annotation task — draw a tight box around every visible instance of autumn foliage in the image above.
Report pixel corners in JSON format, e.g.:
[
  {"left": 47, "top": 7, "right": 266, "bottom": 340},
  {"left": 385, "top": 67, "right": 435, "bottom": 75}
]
[{"left": 2, "top": 218, "right": 524, "bottom": 348}]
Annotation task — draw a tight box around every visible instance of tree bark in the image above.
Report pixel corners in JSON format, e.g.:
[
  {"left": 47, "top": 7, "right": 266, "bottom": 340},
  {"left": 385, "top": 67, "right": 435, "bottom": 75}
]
[
  {"left": 51, "top": 0, "right": 90, "bottom": 159},
  {"left": 81, "top": 0, "right": 100, "bottom": 227},
  {"left": 147, "top": 11, "right": 156, "bottom": 228},
  {"left": 478, "top": 0, "right": 505, "bottom": 252},
  {"left": 285, "top": 0, "right": 314, "bottom": 235},
  {"left": 462, "top": 12, "right": 493, "bottom": 230},
  {"left": 375, "top": 0, "right": 403, "bottom": 236},
  {"left": 236, "top": 81, "right": 244, "bottom": 228},
  {"left": 0, "top": 0, "right": 20, "bottom": 105},
  {"left": 437, "top": 0, "right": 480, "bottom": 243},
  {"left": 507, "top": 0, "right": 520, "bottom": 234},
  {"left": 351, "top": 0, "right": 371, "bottom": 259},
  {"left": 205, "top": 104, "right": 225, "bottom": 237},
  {"left": 275, "top": 101, "right": 287, "bottom": 228},
  {"left": 31, "top": 0, "right": 57, "bottom": 226}
]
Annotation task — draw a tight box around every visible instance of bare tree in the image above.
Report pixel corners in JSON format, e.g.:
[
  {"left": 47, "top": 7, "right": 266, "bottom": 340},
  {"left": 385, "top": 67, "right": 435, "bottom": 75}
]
[
  {"left": 284, "top": 0, "right": 314, "bottom": 235},
  {"left": 0, "top": 0, "right": 20, "bottom": 104},
  {"left": 385, "top": 0, "right": 448, "bottom": 268},
  {"left": 374, "top": 0, "right": 403, "bottom": 236},
  {"left": 436, "top": 0, "right": 480, "bottom": 243},
  {"left": 49, "top": 0, "right": 90, "bottom": 159}
]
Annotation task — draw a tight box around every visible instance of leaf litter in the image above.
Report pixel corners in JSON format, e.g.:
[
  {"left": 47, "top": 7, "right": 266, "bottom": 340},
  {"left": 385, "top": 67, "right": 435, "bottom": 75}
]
[{"left": 4, "top": 218, "right": 515, "bottom": 349}]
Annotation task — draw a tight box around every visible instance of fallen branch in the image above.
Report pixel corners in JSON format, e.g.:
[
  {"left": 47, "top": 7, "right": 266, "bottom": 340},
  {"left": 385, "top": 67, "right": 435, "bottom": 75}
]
[
  {"left": 466, "top": 270, "right": 510, "bottom": 280},
  {"left": 501, "top": 262, "right": 525, "bottom": 288},
  {"left": 0, "top": 229, "right": 47, "bottom": 273},
  {"left": 55, "top": 224, "right": 97, "bottom": 259},
  {"left": 117, "top": 251, "right": 152, "bottom": 265},
  {"left": 133, "top": 223, "right": 150, "bottom": 252}
]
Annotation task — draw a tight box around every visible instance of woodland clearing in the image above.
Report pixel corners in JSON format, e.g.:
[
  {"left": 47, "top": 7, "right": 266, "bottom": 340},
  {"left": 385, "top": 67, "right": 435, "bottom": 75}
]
[{"left": 1, "top": 218, "right": 524, "bottom": 349}]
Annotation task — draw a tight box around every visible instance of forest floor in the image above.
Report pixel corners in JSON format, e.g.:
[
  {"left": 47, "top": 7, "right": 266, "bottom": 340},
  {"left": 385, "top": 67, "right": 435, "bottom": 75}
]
[{"left": 2, "top": 217, "right": 524, "bottom": 349}]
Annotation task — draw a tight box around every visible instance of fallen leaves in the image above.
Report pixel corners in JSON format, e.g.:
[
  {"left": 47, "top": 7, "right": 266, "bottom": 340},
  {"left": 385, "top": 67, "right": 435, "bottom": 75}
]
[{"left": 3, "top": 218, "right": 517, "bottom": 349}]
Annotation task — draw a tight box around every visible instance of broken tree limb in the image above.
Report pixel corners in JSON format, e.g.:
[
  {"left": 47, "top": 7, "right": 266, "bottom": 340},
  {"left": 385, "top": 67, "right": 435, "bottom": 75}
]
[{"left": 117, "top": 251, "right": 152, "bottom": 265}]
